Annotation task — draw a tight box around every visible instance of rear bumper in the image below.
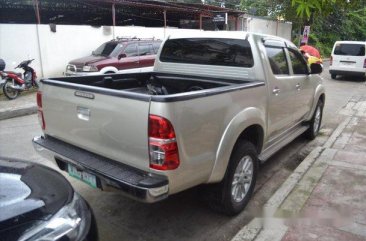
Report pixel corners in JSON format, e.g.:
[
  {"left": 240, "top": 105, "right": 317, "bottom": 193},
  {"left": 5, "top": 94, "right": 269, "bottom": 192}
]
[
  {"left": 329, "top": 69, "right": 366, "bottom": 77},
  {"left": 32, "top": 135, "right": 169, "bottom": 203}
]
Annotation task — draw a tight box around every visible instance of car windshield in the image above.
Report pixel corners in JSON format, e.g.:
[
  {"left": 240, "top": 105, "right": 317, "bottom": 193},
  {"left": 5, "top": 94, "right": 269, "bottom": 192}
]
[
  {"left": 334, "top": 44, "right": 365, "bottom": 56},
  {"left": 93, "top": 42, "right": 122, "bottom": 57}
]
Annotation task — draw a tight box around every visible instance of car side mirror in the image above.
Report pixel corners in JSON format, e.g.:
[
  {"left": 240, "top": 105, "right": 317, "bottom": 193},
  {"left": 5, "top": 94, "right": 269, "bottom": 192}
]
[
  {"left": 310, "top": 63, "right": 323, "bottom": 74},
  {"left": 118, "top": 53, "right": 127, "bottom": 60}
]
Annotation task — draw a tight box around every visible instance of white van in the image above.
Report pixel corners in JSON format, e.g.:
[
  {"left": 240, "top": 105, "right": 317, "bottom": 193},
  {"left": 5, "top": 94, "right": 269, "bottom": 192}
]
[{"left": 329, "top": 41, "right": 366, "bottom": 80}]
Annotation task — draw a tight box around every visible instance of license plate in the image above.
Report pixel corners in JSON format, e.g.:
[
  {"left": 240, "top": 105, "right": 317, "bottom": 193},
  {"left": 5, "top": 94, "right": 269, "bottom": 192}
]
[{"left": 68, "top": 164, "right": 98, "bottom": 188}]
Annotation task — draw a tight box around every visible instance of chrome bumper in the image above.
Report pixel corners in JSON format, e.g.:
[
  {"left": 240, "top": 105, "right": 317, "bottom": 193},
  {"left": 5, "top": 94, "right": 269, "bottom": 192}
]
[{"left": 32, "top": 135, "right": 169, "bottom": 203}]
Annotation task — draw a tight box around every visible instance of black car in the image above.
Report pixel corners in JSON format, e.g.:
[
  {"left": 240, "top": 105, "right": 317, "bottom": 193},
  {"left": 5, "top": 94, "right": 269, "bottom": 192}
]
[{"left": 0, "top": 157, "right": 98, "bottom": 241}]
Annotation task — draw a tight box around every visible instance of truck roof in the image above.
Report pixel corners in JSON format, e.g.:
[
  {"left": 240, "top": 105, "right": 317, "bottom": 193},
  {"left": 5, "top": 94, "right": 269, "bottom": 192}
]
[{"left": 166, "top": 31, "right": 295, "bottom": 48}]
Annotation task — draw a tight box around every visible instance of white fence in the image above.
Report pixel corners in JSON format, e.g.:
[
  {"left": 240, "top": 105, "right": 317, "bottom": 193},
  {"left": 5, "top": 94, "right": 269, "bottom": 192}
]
[
  {"left": 0, "top": 24, "right": 201, "bottom": 77},
  {"left": 0, "top": 22, "right": 292, "bottom": 78}
]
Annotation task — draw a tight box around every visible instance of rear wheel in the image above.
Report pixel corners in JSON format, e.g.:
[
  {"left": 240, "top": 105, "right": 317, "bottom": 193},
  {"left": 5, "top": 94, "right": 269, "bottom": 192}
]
[
  {"left": 3, "top": 79, "right": 20, "bottom": 100},
  {"left": 305, "top": 99, "right": 323, "bottom": 140},
  {"left": 208, "top": 141, "right": 258, "bottom": 215}
]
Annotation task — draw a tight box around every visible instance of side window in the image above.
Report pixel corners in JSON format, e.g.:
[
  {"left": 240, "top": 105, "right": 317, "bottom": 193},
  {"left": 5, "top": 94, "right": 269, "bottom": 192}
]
[
  {"left": 124, "top": 44, "right": 138, "bottom": 57},
  {"left": 153, "top": 42, "right": 162, "bottom": 54},
  {"left": 138, "top": 43, "right": 154, "bottom": 56},
  {"left": 288, "top": 49, "right": 308, "bottom": 75},
  {"left": 265, "top": 47, "right": 289, "bottom": 75}
]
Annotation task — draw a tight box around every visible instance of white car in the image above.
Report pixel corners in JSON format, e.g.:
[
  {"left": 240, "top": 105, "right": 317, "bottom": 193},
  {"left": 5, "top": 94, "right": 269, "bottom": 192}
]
[{"left": 329, "top": 41, "right": 366, "bottom": 80}]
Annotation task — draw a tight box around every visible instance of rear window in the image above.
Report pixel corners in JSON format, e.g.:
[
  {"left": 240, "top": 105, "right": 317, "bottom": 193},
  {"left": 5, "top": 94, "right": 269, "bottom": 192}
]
[
  {"left": 334, "top": 43, "right": 365, "bottom": 56},
  {"left": 160, "top": 38, "right": 254, "bottom": 67}
]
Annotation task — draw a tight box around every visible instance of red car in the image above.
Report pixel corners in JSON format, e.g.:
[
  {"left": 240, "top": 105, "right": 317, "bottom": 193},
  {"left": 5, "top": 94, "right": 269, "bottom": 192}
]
[{"left": 66, "top": 37, "right": 162, "bottom": 76}]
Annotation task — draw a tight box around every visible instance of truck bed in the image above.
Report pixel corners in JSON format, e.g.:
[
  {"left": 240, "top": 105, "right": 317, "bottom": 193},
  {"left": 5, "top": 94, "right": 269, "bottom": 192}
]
[{"left": 44, "top": 72, "right": 261, "bottom": 101}]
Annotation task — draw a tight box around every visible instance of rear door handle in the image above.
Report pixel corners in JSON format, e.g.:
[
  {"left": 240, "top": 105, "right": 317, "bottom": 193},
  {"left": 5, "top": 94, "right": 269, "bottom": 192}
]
[
  {"left": 296, "top": 83, "right": 301, "bottom": 90},
  {"left": 272, "top": 87, "right": 280, "bottom": 95}
]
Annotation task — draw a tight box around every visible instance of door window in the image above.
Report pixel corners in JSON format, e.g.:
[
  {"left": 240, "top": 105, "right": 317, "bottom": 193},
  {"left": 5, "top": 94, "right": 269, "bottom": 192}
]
[
  {"left": 153, "top": 42, "right": 162, "bottom": 53},
  {"left": 288, "top": 49, "right": 308, "bottom": 75},
  {"left": 138, "top": 44, "right": 154, "bottom": 56},
  {"left": 124, "top": 44, "right": 138, "bottom": 57},
  {"left": 265, "top": 47, "right": 289, "bottom": 75}
]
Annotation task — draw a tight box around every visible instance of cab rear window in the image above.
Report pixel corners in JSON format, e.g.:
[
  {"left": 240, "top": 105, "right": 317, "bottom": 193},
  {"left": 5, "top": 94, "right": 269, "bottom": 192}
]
[
  {"left": 334, "top": 44, "right": 365, "bottom": 56},
  {"left": 160, "top": 38, "right": 254, "bottom": 67}
]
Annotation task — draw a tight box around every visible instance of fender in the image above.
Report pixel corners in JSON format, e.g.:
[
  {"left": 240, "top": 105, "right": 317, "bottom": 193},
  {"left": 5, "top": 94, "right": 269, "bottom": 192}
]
[
  {"left": 207, "top": 107, "right": 266, "bottom": 183},
  {"left": 305, "top": 82, "right": 325, "bottom": 121},
  {"left": 99, "top": 66, "right": 118, "bottom": 74}
]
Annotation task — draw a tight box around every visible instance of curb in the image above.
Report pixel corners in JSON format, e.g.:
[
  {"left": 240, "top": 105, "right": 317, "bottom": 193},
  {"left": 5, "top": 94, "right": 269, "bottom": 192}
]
[
  {"left": 0, "top": 105, "right": 37, "bottom": 120},
  {"left": 231, "top": 117, "right": 352, "bottom": 241}
]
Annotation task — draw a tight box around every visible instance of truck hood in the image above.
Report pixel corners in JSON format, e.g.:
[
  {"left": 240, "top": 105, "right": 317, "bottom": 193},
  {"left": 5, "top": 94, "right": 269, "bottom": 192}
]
[
  {"left": 0, "top": 158, "right": 73, "bottom": 238},
  {"left": 69, "top": 55, "right": 109, "bottom": 66}
]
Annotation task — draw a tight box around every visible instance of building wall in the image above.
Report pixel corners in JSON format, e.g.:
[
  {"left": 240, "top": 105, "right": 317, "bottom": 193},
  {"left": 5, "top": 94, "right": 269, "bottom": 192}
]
[{"left": 245, "top": 17, "right": 292, "bottom": 41}]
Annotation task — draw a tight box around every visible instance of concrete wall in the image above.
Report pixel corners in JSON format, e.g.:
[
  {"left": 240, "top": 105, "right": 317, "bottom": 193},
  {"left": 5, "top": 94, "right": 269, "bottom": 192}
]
[
  {"left": 0, "top": 22, "right": 292, "bottom": 78},
  {"left": 245, "top": 17, "right": 292, "bottom": 41},
  {"left": 0, "top": 24, "right": 201, "bottom": 78},
  {"left": 237, "top": 16, "right": 292, "bottom": 41}
]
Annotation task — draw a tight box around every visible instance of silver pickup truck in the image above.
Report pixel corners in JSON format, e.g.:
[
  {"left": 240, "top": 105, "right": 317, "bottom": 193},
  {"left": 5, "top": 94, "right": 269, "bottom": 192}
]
[{"left": 33, "top": 31, "right": 325, "bottom": 215}]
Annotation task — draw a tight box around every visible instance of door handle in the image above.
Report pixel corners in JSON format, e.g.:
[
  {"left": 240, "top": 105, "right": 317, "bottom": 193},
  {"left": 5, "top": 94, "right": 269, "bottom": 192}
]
[
  {"left": 272, "top": 87, "right": 280, "bottom": 95},
  {"left": 296, "top": 83, "right": 301, "bottom": 91}
]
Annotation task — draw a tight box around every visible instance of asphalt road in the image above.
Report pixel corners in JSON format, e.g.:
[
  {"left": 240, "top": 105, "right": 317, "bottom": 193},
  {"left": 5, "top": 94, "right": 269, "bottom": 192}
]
[{"left": 0, "top": 63, "right": 365, "bottom": 241}]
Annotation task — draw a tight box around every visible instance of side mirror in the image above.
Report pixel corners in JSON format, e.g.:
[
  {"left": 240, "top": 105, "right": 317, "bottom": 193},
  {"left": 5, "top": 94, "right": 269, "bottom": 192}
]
[
  {"left": 118, "top": 53, "right": 127, "bottom": 60},
  {"left": 310, "top": 63, "right": 323, "bottom": 74}
]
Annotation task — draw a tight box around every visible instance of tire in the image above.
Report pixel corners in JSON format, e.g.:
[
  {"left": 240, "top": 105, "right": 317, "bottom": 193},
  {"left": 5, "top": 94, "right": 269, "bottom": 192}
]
[
  {"left": 208, "top": 141, "right": 258, "bottom": 216},
  {"left": 331, "top": 74, "right": 336, "bottom": 79},
  {"left": 3, "top": 79, "right": 20, "bottom": 100},
  {"left": 305, "top": 100, "right": 323, "bottom": 140}
]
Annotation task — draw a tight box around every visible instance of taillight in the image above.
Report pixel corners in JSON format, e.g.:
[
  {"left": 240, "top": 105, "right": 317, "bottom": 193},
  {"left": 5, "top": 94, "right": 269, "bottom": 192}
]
[
  {"left": 37, "top": 91, "right": 45, "bottom": 130},
  {"left": 364, "top": 59, "right": 366, "bottom": 68},
  {"left": 330, "top": 56, "right": 333, "bottom": 66},
  {"left": 149, "top": 115, "right": 179, "bottom": 170}
]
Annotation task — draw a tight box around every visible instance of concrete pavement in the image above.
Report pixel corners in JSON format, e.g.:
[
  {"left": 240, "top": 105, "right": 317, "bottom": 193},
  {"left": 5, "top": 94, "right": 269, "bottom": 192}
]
[
  {"left": 0, "top": 91, "right": 37, "bottom": 120},
  {"left": 233, "top": 95, "right": 366, "bottom": 241}
]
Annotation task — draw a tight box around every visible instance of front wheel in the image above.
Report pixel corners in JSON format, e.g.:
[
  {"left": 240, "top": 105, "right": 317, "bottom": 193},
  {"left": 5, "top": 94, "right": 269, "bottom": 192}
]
[
  {"left": 208, "top": 141, "right": 258, "bottom": 215},
  {"left": 305, "top": 100, "right": 323, "bottom": 140},
  {"left": 3, "top": 79, "right": 20, "bottom": 100}
]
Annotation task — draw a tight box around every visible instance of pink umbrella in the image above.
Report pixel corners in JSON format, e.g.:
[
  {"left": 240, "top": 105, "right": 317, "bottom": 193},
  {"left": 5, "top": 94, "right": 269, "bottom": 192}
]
[{"left": 300, "top": 45, "right": 321, "bottom": 58}]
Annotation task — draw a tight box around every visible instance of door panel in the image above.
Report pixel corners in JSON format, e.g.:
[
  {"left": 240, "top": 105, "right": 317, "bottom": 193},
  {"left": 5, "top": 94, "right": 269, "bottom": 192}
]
[
  {"left": 116, "top": 43, "right": 139, "bottom": 71},
  {"left": 265, "top": 46, "right": 297, "bottom": 140},
  {"left": 287, "top": 49, "right": 313, "bottom": 122}
]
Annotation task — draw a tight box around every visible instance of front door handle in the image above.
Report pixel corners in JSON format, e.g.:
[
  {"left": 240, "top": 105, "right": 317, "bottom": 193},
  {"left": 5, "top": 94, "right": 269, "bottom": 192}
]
[{"left": 272, "top": 87, "right": 280, "bottom": 95}]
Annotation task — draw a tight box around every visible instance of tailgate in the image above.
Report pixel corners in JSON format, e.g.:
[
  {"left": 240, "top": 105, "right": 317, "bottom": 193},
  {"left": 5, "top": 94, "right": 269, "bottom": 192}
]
[{"left": 41, "top": 82, "right": 151, "bottom": 171}]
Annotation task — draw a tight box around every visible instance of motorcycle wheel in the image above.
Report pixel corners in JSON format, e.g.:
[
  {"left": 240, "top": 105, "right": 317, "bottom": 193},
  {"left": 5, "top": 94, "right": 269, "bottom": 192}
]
[{"left": 3, "top": 79, "right": 20, "bottom": 100}]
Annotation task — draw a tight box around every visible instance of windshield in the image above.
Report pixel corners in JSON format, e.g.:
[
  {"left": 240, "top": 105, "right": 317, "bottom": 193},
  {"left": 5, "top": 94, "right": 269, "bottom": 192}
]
[
  {"left": 93, "top": 42, "right": 122, "bottom": 57},
  {"left": 334, "top": 43, "right": 365, "bottom": 56}
]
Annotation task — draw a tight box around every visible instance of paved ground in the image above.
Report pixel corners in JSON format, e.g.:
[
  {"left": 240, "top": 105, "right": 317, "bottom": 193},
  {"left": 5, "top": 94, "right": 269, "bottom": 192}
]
[
  {"left": 1, "top": 64, "right": 366, "bottom": 241},
  {"left": 0, "top": 90, "right": 37, "bottom": 120},
  {"left": 233, "top": 95, "right": 366, "bottom": 241}
]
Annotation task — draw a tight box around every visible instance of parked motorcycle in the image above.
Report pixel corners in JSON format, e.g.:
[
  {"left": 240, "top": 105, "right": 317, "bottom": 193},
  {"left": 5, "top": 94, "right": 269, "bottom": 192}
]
[{"left": 0, "top": 59, "right": 38, "bottom": 100}]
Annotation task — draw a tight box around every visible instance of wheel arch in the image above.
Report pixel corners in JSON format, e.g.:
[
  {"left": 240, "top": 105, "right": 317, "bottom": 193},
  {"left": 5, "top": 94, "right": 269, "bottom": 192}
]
[
  {"left": 99, "top": 66, "right": 118, "bottom": 74},
  {"left": 306, "top": 85, "right": 325, "bottom": 121},
  {"left": 207, "top": 108, "right": 265, "bottom": 183}
]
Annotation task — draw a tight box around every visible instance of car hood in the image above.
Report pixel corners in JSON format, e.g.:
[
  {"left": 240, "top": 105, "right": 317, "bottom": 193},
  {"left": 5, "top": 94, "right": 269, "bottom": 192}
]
[
  {"left": 69, "top": 55, "right": 109, "bottom": 66},
  {"left": 0, "top": 158, "right": 73, "bottom": 237}
]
